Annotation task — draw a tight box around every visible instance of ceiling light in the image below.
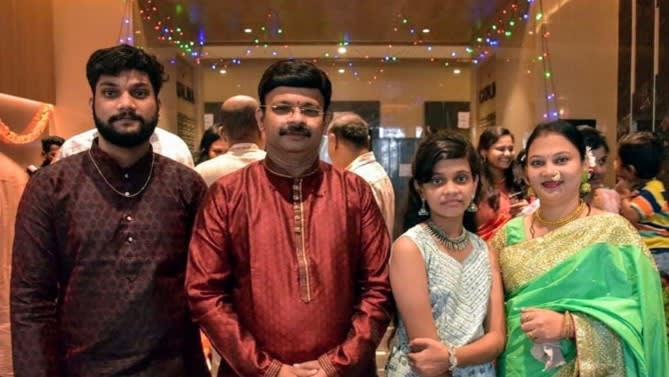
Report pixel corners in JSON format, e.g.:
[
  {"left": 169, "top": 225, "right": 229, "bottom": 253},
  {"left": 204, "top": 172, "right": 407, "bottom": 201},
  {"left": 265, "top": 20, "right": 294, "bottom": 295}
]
[
  {"left": 243, "top": 28, "right": 253, "bottom": 34},
  {"left": 219, "top": 69, "right": 227, "bottom": 75},
  {"left": 338, "top": 68, "right": 346, "bottom": 74},
  {"left": 422, "top": 28, "right": 430, "bottom": 33},
  {"left": 453, "top": 69, "right": 461, "bottom": 75},
  {"left": 338, "top": 47, "right": 347, "bottom": 54}
]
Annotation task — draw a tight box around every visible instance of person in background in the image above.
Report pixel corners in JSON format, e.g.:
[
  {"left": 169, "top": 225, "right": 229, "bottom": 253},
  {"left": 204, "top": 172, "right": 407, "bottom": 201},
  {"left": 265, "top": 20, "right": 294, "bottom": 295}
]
[
  {"left": 616, "top": 131, "right": 669, "bottom": 285},
  {"left": 576, "top": 125, "right": 620, "bottom": 213},
  {"left": 26, "top": 135, "right": 65, "bottom": 174},
  {"left": 475, "top": 127, "right": 527, "bottom": 240},
  {"left": 11, "top": 44, "right": 209, "bottom": 377},
  {"left": 195, "top": 124, "right": 229, "bottom": 166},
  {"left": 195, "top": 95, "right": 265, "bottom": 187},
  {"left": 186, "top": 59, "right": 392, "bottom": 377},
  {"left": 492, "top": 120, "right": 667, "bottom": 376},
  {"left": 385, "top": 131, "right": 504, "bottom": 377},
  {"left": 58, "top": 126, "right": 195, "bottom": 168},
  {"left": 327, "top": 112, "right": 395, "bottom": 235},
  {"left": 194, "top": 95, "right": 265, "bottom": 375},
  {"left": 0, "top": 152, "right": 29, "bottom": 377}
]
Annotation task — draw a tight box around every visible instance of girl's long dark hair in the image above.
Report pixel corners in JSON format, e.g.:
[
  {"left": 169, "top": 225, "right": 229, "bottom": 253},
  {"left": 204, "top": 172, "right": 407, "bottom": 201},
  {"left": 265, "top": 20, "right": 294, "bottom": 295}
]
[
  {"left": 477, "top": 127, "right": 525, "bottom": 210},
  {"left": 401, "top": 130, "right": 482, "bottom": 233}
]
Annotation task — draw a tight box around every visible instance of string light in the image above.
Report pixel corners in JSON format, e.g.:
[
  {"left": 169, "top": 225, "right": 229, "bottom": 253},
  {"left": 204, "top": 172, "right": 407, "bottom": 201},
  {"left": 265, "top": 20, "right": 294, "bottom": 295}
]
[{"left": 469, "top": 0, "right": 559, "bottom": 120}]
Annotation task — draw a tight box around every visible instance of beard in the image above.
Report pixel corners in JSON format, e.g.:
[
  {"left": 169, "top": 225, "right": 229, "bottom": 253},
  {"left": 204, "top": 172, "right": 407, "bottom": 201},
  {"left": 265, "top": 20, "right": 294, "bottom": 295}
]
[{"left": 93, "top": 108, "right": 158, "bottom": 148}]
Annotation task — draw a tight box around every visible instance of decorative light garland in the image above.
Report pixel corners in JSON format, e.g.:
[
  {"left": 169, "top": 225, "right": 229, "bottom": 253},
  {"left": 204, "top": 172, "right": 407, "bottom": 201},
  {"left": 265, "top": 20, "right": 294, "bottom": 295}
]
[
  {"left": 0, "top": 104, "right": 54, "bottom": 144},
  {"left": 469, "top": 0, "right": 560, "bottom": 120}
]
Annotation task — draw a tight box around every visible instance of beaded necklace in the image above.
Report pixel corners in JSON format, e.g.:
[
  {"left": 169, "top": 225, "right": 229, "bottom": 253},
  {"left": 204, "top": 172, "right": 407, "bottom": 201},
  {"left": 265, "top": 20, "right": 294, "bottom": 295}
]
[{"left": 426, "top": 220, "right": 469, "bottom": 251}]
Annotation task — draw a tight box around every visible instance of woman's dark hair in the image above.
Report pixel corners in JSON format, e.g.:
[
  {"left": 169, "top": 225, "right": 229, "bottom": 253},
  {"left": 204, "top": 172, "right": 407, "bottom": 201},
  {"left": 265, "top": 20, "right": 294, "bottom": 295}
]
[
  {"left": 196, "top": 125, "right": 223, "bottom": 165},
  {"left": 576, "top": 125, "right": 609, "bottom": 153},
  {"left": 402, "top": 130, "right": 482, "bottom": 233},
  {"left": 525, "top": 120, "right": 586, "bottom": 162},
  {"left": 477, "top": 126, "right": 525, "bottom": 210}
]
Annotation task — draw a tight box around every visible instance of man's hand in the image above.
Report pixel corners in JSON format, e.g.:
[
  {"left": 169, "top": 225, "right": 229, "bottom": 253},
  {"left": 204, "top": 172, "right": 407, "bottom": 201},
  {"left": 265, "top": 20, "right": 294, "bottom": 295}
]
[
  {"left": 509, "top": 199, "right": 530, "bottom": 217},
  {"left": 294, "top": 360, "right": 327, "bottom": 377},
  {"left": 408, "top": 338, "right": 450, "bottom": 377},
  {"left": 277, "top": 363, "right": 319, "bottom": 377}
]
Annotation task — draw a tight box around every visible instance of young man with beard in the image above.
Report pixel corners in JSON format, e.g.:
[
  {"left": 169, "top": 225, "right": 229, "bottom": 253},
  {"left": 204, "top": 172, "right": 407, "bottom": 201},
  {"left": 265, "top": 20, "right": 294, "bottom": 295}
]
[
  {"left": 186, "top": 59, "right": 393, "bottom": 377},
  {"left": 11, "top": 44, "right": 209, "bottom": 377}
]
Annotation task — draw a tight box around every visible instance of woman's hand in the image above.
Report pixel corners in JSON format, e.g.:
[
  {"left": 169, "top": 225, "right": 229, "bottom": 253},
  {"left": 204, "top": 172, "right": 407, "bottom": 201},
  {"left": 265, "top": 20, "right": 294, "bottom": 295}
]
[
  {"left": 520, "top": 308, "right": 566, "bottom": 343},
  {"left": 408, "top": 338, "right": 451, "bottom": 377},
  {"left": 509, "top": 199, "right": 530, "bottom": 217}
]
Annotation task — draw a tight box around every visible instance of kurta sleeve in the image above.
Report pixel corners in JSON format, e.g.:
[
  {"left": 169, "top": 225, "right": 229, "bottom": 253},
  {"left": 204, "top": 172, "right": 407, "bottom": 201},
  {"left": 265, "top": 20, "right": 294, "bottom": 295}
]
[
  {"left": 181, "top": 174, "right": 212, "bottom": 377},
  {"left": 186, "top": 184, "right": 282, "bottom": 377},
  {"left": 318, "top": 182, "right": 393, "bottom": 377},
  {"left": 10, "top": 172, "right": 63, "bottom": 377}
]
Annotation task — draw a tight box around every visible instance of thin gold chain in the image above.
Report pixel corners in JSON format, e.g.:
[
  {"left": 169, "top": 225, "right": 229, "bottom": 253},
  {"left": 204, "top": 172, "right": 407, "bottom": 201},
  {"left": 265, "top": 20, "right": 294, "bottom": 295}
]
[
  {"left": 88, "top": 149, "right": 154, "bottom": 198},
  {"left": 534, "top": 201, "right": 586, "bottom": 227}
]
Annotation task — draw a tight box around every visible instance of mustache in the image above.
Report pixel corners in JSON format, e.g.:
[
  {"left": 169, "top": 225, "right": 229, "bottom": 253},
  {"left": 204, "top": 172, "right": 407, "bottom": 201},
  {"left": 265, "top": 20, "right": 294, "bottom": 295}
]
[
  {"left": 108, "top": 112, "right": 144, "bottom": 124},
  {"left": 279, "top": 124, "right": 311, "bottom": 137}
]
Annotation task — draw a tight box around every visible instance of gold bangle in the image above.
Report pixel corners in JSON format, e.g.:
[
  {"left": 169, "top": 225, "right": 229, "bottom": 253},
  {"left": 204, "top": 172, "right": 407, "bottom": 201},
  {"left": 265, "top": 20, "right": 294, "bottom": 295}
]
[{"left": 562, "top": 311, "right": 574, "bottom": 339}]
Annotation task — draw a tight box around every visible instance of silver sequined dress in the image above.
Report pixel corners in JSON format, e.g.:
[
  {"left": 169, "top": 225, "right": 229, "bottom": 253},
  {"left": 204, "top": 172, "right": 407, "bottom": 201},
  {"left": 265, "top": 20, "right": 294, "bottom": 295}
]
[{"left": 385, "top": 223, "right": 495, "bottom": 377}]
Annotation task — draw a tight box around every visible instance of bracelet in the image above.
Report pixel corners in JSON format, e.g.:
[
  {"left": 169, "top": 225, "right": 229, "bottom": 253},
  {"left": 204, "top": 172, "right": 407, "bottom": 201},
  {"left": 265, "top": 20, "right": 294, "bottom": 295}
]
[
  {"left": 561, "top": 311, "right": 575, "bottom": 339},
  {"left": 448, "top": 346, "right": 458, "bottom": 371}
]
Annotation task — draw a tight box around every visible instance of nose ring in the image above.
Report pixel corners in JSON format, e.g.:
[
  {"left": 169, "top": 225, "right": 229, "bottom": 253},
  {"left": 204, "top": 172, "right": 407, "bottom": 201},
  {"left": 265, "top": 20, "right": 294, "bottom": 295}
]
[{"left": 551, "top": 170, "right": 561, "bottom": 181}]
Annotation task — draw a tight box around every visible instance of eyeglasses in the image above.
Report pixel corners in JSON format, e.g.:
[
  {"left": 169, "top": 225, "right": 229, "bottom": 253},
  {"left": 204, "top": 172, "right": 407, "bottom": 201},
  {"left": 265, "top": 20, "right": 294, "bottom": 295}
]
[{"left": 261, "top": 104, "right": 325, "bottom": 118}]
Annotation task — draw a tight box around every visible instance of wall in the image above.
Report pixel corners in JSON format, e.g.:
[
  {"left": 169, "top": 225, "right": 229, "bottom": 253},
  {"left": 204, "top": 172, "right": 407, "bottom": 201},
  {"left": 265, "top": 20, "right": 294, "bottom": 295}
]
[
  {"left": 475, "top": 0, "right": 620, "bottom": 165},
  {"left": 202, "top": 59, "right": 471, "bottom": 136},
  {"left": 0, "top": 0, "right": 56, "bottom": 167},
  {"left": 52, "top": 0, "right": 128, "bottom": 139},
  {"left": 0, "top": 0, "right": 55, "bottom": 103}
]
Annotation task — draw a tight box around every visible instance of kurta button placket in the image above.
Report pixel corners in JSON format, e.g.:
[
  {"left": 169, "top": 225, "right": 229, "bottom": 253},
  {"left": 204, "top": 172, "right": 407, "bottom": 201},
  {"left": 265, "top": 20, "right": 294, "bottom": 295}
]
[{"left": 291, "top": 177, "right": 311, "bottom": 302}]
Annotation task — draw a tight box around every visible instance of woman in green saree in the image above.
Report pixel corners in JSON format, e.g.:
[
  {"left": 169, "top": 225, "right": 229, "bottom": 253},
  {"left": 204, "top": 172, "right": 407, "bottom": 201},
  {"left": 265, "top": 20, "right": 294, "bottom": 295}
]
[{"left": 491, "top": 120, "right": 668, "bottom": 376}]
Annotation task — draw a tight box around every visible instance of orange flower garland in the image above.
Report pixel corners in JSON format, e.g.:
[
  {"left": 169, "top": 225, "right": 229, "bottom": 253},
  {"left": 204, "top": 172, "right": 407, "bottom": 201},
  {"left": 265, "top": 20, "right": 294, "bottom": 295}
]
[{"left": 0, "top": 104, "right": 53, "bottom": 144}]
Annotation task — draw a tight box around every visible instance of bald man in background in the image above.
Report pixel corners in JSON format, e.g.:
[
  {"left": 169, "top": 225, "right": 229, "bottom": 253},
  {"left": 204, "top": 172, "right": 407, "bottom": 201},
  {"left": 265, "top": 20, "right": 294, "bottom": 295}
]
[
  {"left": 327, "top": 112, "right": 395, "bottom": 236},
  {"left": 195, "top": 95, "right": 266, "bottom": 186}
]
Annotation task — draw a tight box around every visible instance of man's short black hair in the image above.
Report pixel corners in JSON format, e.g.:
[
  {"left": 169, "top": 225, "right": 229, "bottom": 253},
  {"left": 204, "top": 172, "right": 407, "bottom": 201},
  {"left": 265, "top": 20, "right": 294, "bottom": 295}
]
[
  {"left": 257, "top": 59, "right": 332, "bottom": 112},
  {"left": 41, "top": 136, "right": 65, "bottom": 153},
  {"left": 86, "top": 44, "right": 168, "bottom": 96}
]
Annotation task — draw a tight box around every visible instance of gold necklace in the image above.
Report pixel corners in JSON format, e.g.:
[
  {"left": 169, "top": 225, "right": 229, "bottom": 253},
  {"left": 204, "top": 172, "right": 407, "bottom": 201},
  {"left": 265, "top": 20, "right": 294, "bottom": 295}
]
[
  {"left": 534, "top": 201, "right": 587, "bottom": 227},
  {"left": 88, "top": 149, "right": 154, "bottom": 198}
]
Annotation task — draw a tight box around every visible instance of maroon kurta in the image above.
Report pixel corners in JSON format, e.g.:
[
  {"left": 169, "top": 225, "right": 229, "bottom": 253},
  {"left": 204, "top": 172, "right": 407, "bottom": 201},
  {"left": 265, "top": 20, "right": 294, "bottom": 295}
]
[
  {"left": 11, "top": 140, "right": 209, "bottom": 377},
  {"left": 187, "top": 158, "right": 393, "bottom": 377}
]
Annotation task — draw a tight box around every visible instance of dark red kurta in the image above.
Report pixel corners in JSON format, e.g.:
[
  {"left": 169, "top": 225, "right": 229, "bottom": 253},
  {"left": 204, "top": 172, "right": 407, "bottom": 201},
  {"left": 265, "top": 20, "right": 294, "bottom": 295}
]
[
  {"left": 11, "top": 140, "right": 209, "bottom": 377},
  {"left": 186, "top": 158, "right": 393, "bottom": 377}
]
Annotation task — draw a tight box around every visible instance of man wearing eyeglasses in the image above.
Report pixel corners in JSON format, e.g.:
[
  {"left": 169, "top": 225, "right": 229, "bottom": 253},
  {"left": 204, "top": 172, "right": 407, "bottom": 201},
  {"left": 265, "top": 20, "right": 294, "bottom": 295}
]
[{"left": 187, "top": 59, "right": 393, "bottom": 377}]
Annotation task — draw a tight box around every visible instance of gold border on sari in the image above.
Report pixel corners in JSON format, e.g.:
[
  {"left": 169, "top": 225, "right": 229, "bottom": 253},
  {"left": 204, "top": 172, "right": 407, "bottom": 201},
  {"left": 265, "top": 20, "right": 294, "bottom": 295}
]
[
  {"left": 571, "top": 314, "right": 625, "bottom": 377},
  {"left": 499, "top": 214, "right": 650, "bottom": 293}
]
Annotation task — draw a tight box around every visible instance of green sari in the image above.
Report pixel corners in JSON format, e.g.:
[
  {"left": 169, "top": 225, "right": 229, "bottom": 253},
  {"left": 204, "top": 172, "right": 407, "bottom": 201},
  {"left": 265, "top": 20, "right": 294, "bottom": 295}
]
[{"left": 491, "top": 213, "right": 668, "bottom": 376}]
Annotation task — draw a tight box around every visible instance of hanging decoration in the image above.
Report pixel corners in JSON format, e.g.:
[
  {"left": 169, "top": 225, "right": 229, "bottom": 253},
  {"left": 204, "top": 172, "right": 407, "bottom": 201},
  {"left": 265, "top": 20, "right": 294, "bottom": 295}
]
[
  {"left": 137, "top": 0, "right": 206, "bottom": 63},
  {"left": 536, "top": 0, "right": 560, "bottom": 120},
  {"left": 118, "top": 0, "right": 134, "bottom": 45},
  {"left": 0, "top": 104, "right": 54, "bottom": 145},
  {"left": 469, "top": 0, "right": 559, "bottom": 120},
  {"left": 469, "top": 0, "right": 533, "bottom": 64}
]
